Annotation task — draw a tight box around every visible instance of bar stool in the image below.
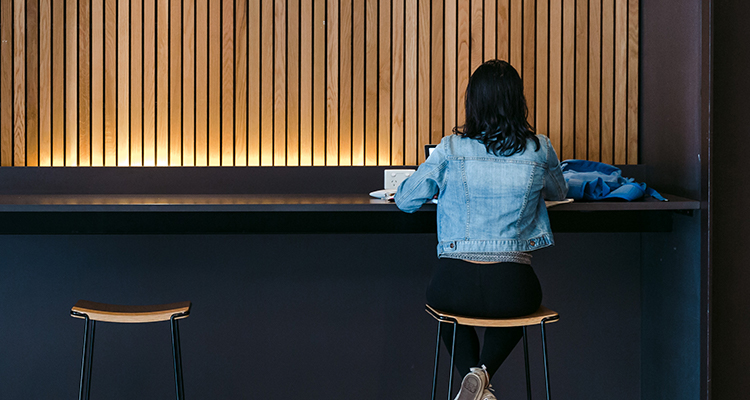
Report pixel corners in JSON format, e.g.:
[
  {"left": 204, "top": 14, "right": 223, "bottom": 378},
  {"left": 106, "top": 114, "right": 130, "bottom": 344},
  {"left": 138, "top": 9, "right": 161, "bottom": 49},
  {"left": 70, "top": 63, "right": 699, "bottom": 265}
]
[
  {"left": 70, "top": 300, "right": 191, "bottom": 400},
  {"left": 426, "top": 304, "right": 559, "bottom": 400}
]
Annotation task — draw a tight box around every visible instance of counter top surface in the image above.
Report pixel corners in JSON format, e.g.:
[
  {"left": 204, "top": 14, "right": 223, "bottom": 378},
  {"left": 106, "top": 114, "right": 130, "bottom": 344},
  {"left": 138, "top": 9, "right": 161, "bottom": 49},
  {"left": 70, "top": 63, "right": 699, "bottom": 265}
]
[{"left": 0, "top": 193, "right": 699, "bottom": 212}]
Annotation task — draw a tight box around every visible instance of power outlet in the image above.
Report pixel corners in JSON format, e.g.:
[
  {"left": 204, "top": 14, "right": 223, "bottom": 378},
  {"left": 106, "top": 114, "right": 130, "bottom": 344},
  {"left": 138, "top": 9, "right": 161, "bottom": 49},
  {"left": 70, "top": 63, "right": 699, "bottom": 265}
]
[{"left": 384, "top": 169, "right": 416, "bottom": 190}]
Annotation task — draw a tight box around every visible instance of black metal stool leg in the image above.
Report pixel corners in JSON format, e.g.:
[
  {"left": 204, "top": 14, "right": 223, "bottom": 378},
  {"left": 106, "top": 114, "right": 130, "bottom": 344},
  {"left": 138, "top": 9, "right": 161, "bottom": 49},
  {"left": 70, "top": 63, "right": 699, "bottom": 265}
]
[
  {"left": 523, "top": 326, "right": 532, "bottom": 400},
  {"left": 85, "top": 321, "right": 96, "bottom": 400},
  {"left": 171, "top": 316, "right": 185, "bottom": 400},
  {"left": 541, "top": 319, "right": 551, "bottom": 400},
  {"left": 447, "top": 322, "right": 457, "bottom": 400},
  {"left": 78, "top": 316, "right": 90, "bottom": 400},
  {"left": 431, "top": 320, "right": 442, "bottom": 400}
]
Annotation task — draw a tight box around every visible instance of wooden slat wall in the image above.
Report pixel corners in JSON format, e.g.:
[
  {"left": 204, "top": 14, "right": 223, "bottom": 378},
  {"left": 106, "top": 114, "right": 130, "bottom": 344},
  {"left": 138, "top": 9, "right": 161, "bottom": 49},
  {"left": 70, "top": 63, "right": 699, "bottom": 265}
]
[{"left": 0, "top": 0, "right": 639, "bottom": 167}]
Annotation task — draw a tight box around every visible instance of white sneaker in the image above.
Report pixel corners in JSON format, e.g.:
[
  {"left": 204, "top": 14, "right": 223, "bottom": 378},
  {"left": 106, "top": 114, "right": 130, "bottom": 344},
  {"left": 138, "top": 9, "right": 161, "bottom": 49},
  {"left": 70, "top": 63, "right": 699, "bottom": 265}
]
[{"left": 454, "top": 365, "right": 492, "bottom": 400}]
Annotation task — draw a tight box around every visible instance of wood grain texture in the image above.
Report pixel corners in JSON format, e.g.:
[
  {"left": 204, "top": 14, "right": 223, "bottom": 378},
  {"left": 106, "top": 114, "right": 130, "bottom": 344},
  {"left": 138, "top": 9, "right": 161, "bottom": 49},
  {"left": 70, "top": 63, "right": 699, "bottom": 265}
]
[
  {"left": 312, "top": 0, "right": 325, "bottom": 165},
  {"left": 143, "top": 0, "right": 156, "bottom": 166},
  {"left": 222, "top": 0, "right": 233, "bottom": 166},
  {"left": 575, "top": 0, "right": 587, "bottom": 160},
  {"left": 208, "top": 0, "right": 221, "bottom": 165},
  {"left": 416, "top": 0, "right": 429, "bottom": 164},
  {"left": 247, "top": 0, "right": 260, "bottom": 165},
  {"left": 234, "top": 0, "right": 247, "bottom": 166},
  {"left": 171, "top": 0, "right": 183, "bottom": 166},
  {"left": 404, "top": 0, "right": 417, "bottom": 165},
  {"left": 378, "top": 0, "right": 390, "bottom": 165},
  {"left": 25, "top": 0, "right": 38, "bottom": 166},
  {"left": 52, "top": 0, "right": 64, "bottom": 166},
  {"left": 156, "top": 0, "right": 168, "bottom": 165},
  {"left": 627, "top": 0, "right": 638, "bottom": 164},
  {"left": 1, "top": 0, "right": 11, "bottom": 166},
  {"left": 275, "top": 0, "right": 286, "bottom": 165},
  {"left": 0, "top": 0, "right": 641, "bottom": 167},
  {"left": 548, "top": 0, "right": 562, "bottom": 155},
  {"left": 456, "top": 0, "right": 469, "bottom": 126},
  {"left": 78, "top": 0, "right": 90, "bottom": 166},
  {"left": 364, "top": 0, "right": 377, "bottom": 164},
  {"left": 444, "top": 0, "right": 456, "bottom": 141},
  {"left": 536, "top": 0, "right": 548, "bottom": 136},
  {"left": 601, "top": 0, "right": 614, "bottom": 164},
  {"left": 615, "top": 0, "right": 627, "bottom": 164},
  {"left": 562, "top": 0, "right": 575, "bottom": 160},
  {"left": 391, "top": 0, "right": 404, "bottom": 165},
  {"left": 339, "top": 0, "right": 352, "bottom": 166},
  {"left": 90, "top": 0, "right": 102, "bottom": 166},
  {"left": 285, "top": 0, "right": 298, "bottom": 165},
  {"left": 299, "top": 0, "right": 312, "bottom": 165},
  {"left": 431, "top": 0, "right": 443, "bottom": 144},
  {"left": 352, "top": 0, "right": 365, "bottom": 165},
  {"left": 497, "top": 0, "right": 509, "bottom": 61},
  {"left": 588, "top": 0, "right": 601, "bottom": 161},
  {"left": 14, "top": 0, "right": 25, "bottom": 166},
  {"left": 183, "top": 0, "right": 196, "bottom": 166},
  {"left": 326, "top": 0, "right": 339, "bottom": 165},
  {"left": 117, "top": 0, "right": 128, "bottom": 166}
]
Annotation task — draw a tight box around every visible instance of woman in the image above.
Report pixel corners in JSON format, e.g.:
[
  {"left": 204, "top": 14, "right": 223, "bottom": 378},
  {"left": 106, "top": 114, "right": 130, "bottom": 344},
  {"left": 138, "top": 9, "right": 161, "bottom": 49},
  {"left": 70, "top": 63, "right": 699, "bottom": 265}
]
[{"left": 395, "top": 60, "right": 567, "bottom": 400}]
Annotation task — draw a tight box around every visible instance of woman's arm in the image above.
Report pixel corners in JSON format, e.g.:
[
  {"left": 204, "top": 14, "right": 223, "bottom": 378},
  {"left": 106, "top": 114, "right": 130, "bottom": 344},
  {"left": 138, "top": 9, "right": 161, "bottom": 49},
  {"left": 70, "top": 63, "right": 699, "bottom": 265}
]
[
  {"left": 394, "top": 144, "right": 446, "bottom": 213},
  {"left": 542, "top": 136, "right": 569, "bottom": 200}
]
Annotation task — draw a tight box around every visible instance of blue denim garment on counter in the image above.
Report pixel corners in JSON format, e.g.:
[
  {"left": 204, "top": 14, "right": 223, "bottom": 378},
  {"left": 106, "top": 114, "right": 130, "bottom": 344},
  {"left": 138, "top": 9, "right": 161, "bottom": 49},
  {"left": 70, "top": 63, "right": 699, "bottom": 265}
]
[
  {"left": 394, "top": 134, "right": 568, "bottom": 260},
  {"left": 561, "top": 159, "right": 667, "bottom": 201}
]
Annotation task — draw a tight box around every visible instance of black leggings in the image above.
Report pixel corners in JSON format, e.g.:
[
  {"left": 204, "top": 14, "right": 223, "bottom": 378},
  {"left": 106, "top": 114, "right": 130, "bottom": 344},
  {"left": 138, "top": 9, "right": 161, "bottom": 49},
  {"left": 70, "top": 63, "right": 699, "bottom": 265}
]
[{"left": 426, "top": 259, "right": 542, "bottom": 379}]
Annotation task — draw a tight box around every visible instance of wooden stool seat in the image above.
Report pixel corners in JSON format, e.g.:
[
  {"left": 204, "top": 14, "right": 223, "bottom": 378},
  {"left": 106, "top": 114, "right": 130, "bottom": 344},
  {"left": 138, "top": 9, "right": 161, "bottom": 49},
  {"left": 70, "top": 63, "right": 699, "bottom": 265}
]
[
  {"left": 71, "top": 300, "right": 191, "bottom": 400},
  {"left": 425, "top": 304, "right": 559, "bottom": 327},
  {"left": 71, "top": 300, "right": 191, "bottom": 323},
  {"left": 426, "top": 304, "right": 559, "bottom": 400}
]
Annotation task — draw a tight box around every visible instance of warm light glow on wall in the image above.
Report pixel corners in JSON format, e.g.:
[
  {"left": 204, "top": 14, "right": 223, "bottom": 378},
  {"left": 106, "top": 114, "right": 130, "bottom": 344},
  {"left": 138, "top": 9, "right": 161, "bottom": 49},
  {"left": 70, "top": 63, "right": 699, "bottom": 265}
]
[{"left": 0, "top": 0, "right": 639, "bottom": 167}]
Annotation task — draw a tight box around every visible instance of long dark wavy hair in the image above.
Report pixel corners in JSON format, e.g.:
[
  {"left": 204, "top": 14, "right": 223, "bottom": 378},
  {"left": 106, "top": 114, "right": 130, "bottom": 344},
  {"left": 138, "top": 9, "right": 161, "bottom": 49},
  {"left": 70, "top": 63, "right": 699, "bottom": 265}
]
[{"left": 453, "top": 60, "right": 539, "bottom": 156}]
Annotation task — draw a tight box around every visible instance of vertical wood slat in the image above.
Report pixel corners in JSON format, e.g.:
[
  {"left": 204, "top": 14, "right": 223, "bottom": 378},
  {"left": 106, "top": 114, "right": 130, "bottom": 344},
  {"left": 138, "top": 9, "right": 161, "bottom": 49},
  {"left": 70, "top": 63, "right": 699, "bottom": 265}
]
[
  {"left": 234, "top": 0, "right": 247, "bottom": 166},
  {"left": 208, "top": 0, "right": 220, "bottom": 165},
  {"left": 1, "top": 0, "right": 12, "bottom": 166},
  {"left": 352, "top": 0, "right": 365, "bottom": 165},
  {"left": 26, "top": 0, "right": 38, "bottom": 166},
  {"left": 14, "top": 0, "right": 25, "bottom": 166},
  {"left": 79, "top": 0, "right": 90, "bottom": 166},
  {"left": 378, "top": 0, "right": 390, "bottom": 165},
  {"left": 339, "top": 0, "right": 351, "bottom": 166},
  {"left": 391, "top": 0, "right": 404, "bottom": 165},
  {"left": 615, "top": 0, "right": 627, "bottom": 164},
  {"left": 171, "top": 0, "right": 182, "bottom": 166},
  {"left": 90, "top": 0, "right": 102, "bottom": 166},
  {"left": 195, "top": 0, "right": 208, "bottom": 166},
  {"left": 364, "top": 0, "right": 377, "bottom": 165},
  {"left": 627, "top": 0, "right": 639, "bottom": 164},
  {"left": 143, "top": 0, "right": 156, "bottom": 166},
  {"left": 247, "top": 0, "right": 259, "bottom": 165},
  {"left": 285, "top": 0, "right": 298, "bottom": 166},
  {"left": 222, "top": 0, "right": 233, "bottom": 165},
  {"left": 588, "top": 0, "right": 601, "bottom": 161},
  {"left": 405, "top": 0, "right": 417, "bottom": 166},
  {"left": 52, "top": 0, "right": 65, "bottom": 166},
  {"left": 183, "top": 0, "right": 195, "bottom": 166},
  {"left": 1, "top": 0, "right": 641, "bottom": 167},
  {"left": 117, "top": 0, "right": 128, "bottom": 166},
  {"left": 156, "top": 0, "right": 168, "bottom": 165},
  {"left": 274, "top": 0, "right": 285, "bottom": 165},
  {"left": 299, "top": 0, "right": 312, "bottom": 165}
]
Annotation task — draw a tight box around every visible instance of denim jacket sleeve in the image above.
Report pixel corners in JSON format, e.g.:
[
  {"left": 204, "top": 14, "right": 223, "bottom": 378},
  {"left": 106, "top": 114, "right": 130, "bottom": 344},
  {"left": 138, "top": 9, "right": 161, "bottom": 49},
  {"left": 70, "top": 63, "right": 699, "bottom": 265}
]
[
  {"left": 394, "top": 145, "right": 446, "bottom": 213},
  {"left": 542, "top": 136, "right": 569, "bottom": 200}
]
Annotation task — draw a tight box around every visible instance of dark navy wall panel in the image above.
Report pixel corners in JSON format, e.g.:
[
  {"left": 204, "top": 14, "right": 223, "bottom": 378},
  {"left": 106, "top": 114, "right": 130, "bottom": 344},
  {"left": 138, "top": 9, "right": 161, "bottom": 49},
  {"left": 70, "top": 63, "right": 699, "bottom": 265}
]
[{"left": 0, "top": 232, "right": 640, "bottom": 400}]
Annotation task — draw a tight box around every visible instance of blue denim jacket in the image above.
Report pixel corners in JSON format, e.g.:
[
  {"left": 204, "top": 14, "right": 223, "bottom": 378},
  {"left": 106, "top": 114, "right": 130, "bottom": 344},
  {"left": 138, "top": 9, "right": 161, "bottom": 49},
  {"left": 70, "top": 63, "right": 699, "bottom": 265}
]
[{"left": 395, "top": 134, "right": 568, "bottom": 261}]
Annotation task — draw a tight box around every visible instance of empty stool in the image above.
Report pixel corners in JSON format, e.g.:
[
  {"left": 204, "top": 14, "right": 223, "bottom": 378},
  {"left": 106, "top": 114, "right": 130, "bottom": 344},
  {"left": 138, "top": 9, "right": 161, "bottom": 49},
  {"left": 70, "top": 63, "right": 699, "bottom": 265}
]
[
  {"left": 426, "top": 304, "right": 559, "bottom": 400},
  {"left": 70, "top": 300, "right": 191, "bottom": 400}
]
